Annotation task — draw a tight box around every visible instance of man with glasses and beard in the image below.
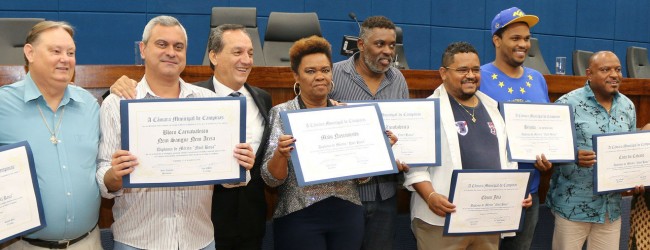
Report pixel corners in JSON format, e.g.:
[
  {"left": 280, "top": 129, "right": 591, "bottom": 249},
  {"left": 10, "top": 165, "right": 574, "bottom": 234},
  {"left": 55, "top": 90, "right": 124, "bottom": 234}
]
[{"left": 404, "top": 41, "right": 532, "bottom": 250}]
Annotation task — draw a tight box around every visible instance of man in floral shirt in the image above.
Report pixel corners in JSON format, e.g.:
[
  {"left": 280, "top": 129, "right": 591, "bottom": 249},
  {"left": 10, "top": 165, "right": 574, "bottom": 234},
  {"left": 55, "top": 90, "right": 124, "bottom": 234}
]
[{"left": 546, "top": 51, "right": 636, "bottom": 250}]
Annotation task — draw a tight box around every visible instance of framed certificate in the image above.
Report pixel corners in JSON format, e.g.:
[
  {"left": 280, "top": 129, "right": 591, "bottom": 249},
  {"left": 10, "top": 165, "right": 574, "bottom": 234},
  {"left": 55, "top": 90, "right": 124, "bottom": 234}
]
[
  {"left": 444, "top": 169, "right": 533, "bottom": 235},
  {"left": 593, "top": 131, "right": 650, "bottom": 194},
  {"left": 346, "top": 99, "right": 441, "bottom": 167},
  {"left": 500, "top": 102, "right": 577, "bottom": 163},
  {"left": 0, "top": 141, "right": 45, "bottom": 244},
  {"left": 120, "top": 97, "right": 246, "bottom": 188},
  {"left": 280, "top": 104, "right": 398, "bottom": 186}
]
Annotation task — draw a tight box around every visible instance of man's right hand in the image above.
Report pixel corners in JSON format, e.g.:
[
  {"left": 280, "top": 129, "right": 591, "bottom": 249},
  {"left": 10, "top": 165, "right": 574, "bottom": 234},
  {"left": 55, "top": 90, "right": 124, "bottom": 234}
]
[
  {"left": 110, "top": 75, "right": 138, "bottom": 99},
  {"left": 426, "top": 192, "right": 456, "bottom": 217},
  {"left": 105, "top": 150, "right": 138, "bottom": 192}
]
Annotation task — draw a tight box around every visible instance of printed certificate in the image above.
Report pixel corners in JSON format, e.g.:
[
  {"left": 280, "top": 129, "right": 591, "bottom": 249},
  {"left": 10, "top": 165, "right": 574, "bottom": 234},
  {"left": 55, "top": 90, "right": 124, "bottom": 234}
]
[
  {"left": 500, "top": 102, "right": 576, "bottom": 163},
  {"left": 120, "top": 97, "right": 246, "bottom": 188},
  {"left": 593, "top": 131, "right": 650, "bottom": 194},
  {"left": 346, "top": 99, "right": 441, "bottom": 167},
  {"left": 280, "top": 104, "right": 398, "bottom": 186},
  {"left": 0, "top": 141, "right": 45, "bottom": 244},
  {"left": 444, "top": 169, "right": 533, "bottom": 235}
]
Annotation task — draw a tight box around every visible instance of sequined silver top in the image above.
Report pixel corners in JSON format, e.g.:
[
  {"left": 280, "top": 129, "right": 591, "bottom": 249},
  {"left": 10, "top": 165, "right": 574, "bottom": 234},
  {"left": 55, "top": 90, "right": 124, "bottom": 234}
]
[{"left": 261, "top": 97, "right": 362, "bottom": 218}]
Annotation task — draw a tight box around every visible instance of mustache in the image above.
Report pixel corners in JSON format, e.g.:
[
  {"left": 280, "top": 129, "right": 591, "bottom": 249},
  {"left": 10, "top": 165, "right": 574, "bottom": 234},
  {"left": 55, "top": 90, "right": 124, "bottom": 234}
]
[{"left": 462, "top": 78, "right": 478, "bottom": 84}]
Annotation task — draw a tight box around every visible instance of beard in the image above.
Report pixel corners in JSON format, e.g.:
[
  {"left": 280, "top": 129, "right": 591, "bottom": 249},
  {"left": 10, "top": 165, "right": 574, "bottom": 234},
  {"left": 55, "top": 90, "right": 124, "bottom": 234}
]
[{"left": 363, "top": 53, "right": 391, "bottom": 74}]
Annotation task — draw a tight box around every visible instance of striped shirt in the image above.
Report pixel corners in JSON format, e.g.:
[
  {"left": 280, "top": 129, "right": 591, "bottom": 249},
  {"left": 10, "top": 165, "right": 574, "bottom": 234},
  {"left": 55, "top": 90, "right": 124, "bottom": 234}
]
[
  {"left": 97, "top": 77, "right": 216, "bottom": 249},
  {"left": 330, "top": 54, "right": 409, "bottom": 201}
]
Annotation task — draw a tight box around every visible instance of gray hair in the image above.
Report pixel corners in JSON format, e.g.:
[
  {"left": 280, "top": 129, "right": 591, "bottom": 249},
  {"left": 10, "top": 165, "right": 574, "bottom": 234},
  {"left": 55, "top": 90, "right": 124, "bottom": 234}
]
[
  {"left": 207, "top": 24, "right": 251, "bottom": 70},
  {"left": 358, "top": 16, "right": 396, "bottom": 42},
  {"left": 142, "top": 15, "right": 188, "bottom": 44}
]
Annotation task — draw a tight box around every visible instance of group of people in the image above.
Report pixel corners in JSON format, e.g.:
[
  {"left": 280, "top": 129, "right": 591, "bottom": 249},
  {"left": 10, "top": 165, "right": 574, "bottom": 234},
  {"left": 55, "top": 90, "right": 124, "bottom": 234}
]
[{"left": 0, "top": 5, "right": 648, "bottom": 250}]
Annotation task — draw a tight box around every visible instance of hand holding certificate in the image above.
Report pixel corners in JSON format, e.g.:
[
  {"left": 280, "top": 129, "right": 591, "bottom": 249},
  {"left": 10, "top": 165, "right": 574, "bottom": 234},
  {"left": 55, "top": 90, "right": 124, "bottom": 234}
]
[
  {"left": 593, "top": 131, "right": 650, "bottom": 194},
  {"left": 120, "top": 97, "right": 246, "bottom": 188},
  {"left": 444, "top": 170, "right": 532, "bottom": 235},
  {"left": 0, "top": 142, "right": 45, "bottom": 244},
  {"left": 280, "top": 104, "right": 398, "bottom": 186},
  {"left": 500, "top": 102, "right": 576, "bottom": 163}
]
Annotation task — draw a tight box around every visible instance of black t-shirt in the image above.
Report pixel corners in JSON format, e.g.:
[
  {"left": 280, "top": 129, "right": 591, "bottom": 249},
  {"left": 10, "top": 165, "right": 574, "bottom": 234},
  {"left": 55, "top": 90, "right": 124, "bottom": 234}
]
[{"left": 448, "top": 94, "right": 501, "bottom": 170}]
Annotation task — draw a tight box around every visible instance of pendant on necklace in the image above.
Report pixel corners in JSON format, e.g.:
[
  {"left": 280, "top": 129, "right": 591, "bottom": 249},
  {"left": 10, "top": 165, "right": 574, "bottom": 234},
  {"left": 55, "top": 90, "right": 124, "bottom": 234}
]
[
  {"left": 50, "top": 135, "right": 58, "bottom": 144},
  {"left": 471, "top": 117, "right": 476, "bottom": 123}
]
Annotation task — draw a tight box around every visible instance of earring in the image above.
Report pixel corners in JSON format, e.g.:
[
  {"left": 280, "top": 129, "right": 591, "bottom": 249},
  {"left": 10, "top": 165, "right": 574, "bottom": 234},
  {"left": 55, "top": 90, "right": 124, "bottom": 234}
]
[{"left": 293, "top": 82, "right": 300, "bottom": 96}]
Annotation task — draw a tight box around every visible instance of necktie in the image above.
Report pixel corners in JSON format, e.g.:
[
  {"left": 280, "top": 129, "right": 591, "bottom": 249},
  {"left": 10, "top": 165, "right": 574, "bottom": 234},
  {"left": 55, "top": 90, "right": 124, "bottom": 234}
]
[{"left": 228, "top": 91, "right": 242, "bottom": 97}]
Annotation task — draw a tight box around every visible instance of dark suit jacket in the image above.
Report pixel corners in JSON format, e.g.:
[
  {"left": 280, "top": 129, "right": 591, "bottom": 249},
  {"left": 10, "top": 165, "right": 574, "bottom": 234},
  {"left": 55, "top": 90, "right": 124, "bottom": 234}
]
[{"left": 195, "top": 78, "right": 272, "bottom": 244}]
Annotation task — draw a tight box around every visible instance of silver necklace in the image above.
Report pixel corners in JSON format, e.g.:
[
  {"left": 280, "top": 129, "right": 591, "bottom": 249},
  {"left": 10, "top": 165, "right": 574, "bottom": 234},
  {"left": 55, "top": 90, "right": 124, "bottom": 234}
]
[{"left": 36, "top": 103, "right": 65, "bottom": 144}]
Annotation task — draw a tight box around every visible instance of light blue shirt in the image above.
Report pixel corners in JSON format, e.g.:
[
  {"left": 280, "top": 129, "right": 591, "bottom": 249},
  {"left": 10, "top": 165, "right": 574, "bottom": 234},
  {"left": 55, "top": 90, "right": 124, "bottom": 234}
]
[
  {"left": 0, "top": 73, "right": 100, "bottom": 240},
  {"left": 546, "top": 81, "right": 636, "bottom": 223}
]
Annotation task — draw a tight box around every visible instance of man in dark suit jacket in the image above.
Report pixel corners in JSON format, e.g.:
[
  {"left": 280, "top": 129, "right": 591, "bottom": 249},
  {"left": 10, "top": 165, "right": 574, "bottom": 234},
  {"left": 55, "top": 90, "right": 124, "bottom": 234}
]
[{"left": 106, "top": 24, "right": 271, "bottom": 250}]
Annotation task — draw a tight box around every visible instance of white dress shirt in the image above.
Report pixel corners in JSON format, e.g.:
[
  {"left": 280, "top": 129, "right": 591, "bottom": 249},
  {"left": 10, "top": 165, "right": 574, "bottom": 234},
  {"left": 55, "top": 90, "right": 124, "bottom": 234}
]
[
  {"left": 97, "top": 77, "right": 217, "bottom": 249},
  {"left": 212, "top": 76, "right": 264, "bottom": 188}
]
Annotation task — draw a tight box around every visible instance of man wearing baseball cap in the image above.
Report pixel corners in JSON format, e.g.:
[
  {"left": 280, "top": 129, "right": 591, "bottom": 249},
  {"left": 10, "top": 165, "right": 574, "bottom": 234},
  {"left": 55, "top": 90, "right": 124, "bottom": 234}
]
[{"left": 479, "top": 7, "right": 553, "bottom": 250}]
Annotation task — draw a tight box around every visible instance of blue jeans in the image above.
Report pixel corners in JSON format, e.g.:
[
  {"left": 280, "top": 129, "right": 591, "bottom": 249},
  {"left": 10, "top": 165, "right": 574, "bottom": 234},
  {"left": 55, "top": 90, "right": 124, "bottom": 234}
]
[
  {"left": 113, "top": 240, "right": 215, "bottom": 250},
  {"left": 500, "top": 193, "right": 539, "bottom": 250},
  {"left": 361, "top": 194, "right": 397, "bottom": 250}
]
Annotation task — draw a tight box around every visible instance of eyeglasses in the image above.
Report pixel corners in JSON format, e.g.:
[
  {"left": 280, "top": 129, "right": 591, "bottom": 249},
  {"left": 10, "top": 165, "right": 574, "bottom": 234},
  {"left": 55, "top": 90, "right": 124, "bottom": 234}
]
[{"left": 444, "top": 66, "right": 481, "bottom": 75}]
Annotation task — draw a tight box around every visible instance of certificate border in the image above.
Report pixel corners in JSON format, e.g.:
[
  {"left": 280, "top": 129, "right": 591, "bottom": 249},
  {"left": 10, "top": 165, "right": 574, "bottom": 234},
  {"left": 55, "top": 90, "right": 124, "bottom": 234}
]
[
  {"left": 345, "top": 99, "right": 442, "bottom": 167},
  {"left": 593, "top": 130, "right": 650, "bottom": 194},
  {"left": 120, "top": 97, "right": 246, "bottom": 188},
  {"left": 280, "top": 104, "right": 398, "bottom": 186},
  {"left": 443, "top": 169, "right": 533, "bottom": 236},
  {"left": 499, "top": 102, "right": 577, "bottom": 163},
  {"left": 0, "top": 141, "right": 46, "bottom": 244}
]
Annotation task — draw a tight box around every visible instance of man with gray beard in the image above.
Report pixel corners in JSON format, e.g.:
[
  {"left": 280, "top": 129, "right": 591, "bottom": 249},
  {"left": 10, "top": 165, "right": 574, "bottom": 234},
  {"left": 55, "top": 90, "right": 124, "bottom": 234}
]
[{"left": 330, "top": 15, "right": 409, "bottom": 250}]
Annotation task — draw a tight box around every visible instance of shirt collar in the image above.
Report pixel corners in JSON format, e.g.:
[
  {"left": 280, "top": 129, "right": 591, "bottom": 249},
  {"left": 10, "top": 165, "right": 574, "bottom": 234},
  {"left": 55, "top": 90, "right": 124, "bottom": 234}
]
[
  {"left": 212, "top": 76, "right": 250, "bottom": 98},
  {"left": 135, "top": 76, "right": 192, "bottom": 99},
  {"left": 23, "top": 73, "right": 81, "bottom": 107}
]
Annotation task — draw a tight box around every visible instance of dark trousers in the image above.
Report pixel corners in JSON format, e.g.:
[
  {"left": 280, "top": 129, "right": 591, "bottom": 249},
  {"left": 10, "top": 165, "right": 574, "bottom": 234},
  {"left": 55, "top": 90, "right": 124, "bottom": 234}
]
[{"left": 273, "top": 197, "right": 364, "bottom": 250}]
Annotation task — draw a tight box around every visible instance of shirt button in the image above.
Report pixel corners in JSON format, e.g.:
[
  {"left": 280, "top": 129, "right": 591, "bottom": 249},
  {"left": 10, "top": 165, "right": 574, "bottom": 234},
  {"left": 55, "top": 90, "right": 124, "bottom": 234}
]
[
  {"left": 67, "top": 192, "right": 71, "bottom": 196},
  {"left": 62, "top": 165, "right": 67, "bottom": 169},
  {"left": 67, "top": 218, "right": 71, "bottom": 222}
]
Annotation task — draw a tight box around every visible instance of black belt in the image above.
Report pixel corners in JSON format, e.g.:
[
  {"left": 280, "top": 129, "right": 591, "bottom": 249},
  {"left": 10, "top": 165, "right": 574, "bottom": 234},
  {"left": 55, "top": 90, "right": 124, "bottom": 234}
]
[{"left": 21, "top": 228, "right": 93, "bottom": 249}]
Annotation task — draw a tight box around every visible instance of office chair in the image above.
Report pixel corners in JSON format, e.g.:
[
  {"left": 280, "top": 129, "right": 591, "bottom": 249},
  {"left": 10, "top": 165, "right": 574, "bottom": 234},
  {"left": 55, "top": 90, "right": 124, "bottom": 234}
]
[
  {"left": 394, "top": 26, "right": 409, "bottom": 69},
  {"left": 572, "top": 50, "right": 593, "bottom": 76},
  {"left": 0, "top": 18, "right": 45, "bottom": 65},
  {"left": 626, "top": 46, "right": 650, "bottom": 78},
  {"left": 203, "top": 7, "right": 265, "bottom": 66},
  {"left": 522, "top": 38, "right": 550, "bottom": 75},
  {"left": 263, "top": 12, "right": 322, "bottom": 66}
]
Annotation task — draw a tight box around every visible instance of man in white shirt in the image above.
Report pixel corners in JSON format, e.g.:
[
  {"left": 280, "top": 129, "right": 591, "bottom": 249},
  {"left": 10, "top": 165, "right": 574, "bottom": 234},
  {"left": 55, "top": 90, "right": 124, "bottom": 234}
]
[{"left": 96, "top": 16, "right": 255, "bottom": 250}]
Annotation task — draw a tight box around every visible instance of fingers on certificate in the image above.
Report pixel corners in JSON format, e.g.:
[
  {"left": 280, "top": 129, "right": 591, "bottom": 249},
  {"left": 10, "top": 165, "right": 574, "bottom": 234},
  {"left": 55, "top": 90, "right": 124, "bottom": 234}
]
[
  {"left": 276, "top": 135, "right": 296, "bottom": 158},
  {"left": 427, "top": 193, "right": 456, "bottom": 217},
  {"left": 577, "top": 149, "right": 596, "bottom": 167},
  {"left": 106, "top": 150, "right": 138, "bottom": 191},
  {"left": 533, "top": 154, "right": 552, "bottom": 172},
  {"left": 234, "top": 143, "right": 255, "bottom": 170}
]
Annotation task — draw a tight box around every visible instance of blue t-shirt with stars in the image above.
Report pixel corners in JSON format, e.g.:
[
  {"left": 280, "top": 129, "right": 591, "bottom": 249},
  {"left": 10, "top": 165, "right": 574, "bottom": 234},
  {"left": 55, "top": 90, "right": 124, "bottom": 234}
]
[{"left": 479, "top": 63, "right": 550, "bottom": 194}]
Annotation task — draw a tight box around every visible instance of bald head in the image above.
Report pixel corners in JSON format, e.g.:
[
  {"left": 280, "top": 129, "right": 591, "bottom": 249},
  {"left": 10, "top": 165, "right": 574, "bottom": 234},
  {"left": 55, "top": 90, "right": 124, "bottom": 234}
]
[{"left": 588, "top": 51, "right": 618, "bottom": 68}]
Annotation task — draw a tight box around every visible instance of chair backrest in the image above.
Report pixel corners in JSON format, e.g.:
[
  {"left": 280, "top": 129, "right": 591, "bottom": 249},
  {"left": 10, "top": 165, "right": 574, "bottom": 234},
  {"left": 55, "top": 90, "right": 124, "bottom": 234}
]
[
  {"left": 263, "top": 12, "right": 322, "bottom": 66},
  {"left": 0, "top": 18, "right": 45, "bottom": 65},
  {"left": 202, "top": 7, "right": 265, "bottom": 66},
  {"left": 393, "top": 26, "right": 409, "bottom": 69},
  {"left": 626, "top": 46, "right": 650, "bottom": 78},
  {"left": 572, "top": 50, "right": 593, "bottom": 76},
  {"left": 522, "top": 38, "right": 550, "bottom": 75}
]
